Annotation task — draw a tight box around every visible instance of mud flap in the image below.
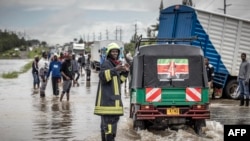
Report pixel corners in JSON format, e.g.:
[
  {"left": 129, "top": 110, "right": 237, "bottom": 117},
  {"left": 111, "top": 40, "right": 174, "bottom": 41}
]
[{"left": 193, "top": 119, "right": 206, "bottom": 136}]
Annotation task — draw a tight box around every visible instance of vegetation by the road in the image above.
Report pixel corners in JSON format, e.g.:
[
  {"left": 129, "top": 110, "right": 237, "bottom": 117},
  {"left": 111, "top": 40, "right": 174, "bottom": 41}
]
[
  {"left": 0, "top": 29, "right": 47, "bottom": 54},
  {"left": 1, "top": 47, "right": 47, "bottom": 79}
]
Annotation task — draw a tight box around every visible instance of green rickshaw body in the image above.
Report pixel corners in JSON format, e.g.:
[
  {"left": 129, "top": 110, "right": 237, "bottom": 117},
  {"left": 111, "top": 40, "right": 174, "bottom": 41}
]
[
  {"left": 131, "top": 88, "right": 209, "bottom": 105},
  {"left": 129, "top": 44, "right": 210, "bottom": 133}
]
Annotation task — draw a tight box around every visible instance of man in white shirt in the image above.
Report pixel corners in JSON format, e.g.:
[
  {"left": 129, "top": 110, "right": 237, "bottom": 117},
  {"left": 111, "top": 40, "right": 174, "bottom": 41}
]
[{"left": 38, "top": 52, "right": 49, "bottom": 97}]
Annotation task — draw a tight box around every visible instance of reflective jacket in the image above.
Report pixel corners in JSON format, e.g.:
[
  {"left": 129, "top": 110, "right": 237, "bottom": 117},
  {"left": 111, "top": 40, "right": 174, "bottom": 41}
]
[{"left": 94, "top": 59, "right": 128, "bottom": 116}]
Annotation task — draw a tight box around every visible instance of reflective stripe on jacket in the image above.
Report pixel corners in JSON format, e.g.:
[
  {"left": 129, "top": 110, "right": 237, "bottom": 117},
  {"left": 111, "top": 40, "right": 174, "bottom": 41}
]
[{"left": 94, "top": 59, "right": 128, "bottom": 116}]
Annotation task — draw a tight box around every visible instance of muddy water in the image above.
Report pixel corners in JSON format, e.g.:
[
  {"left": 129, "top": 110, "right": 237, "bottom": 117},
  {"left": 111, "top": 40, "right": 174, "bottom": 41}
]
[
  {"left": 1, "top": 59, "right": 247, "bottom": 141},
  {"left": 0, "top": 59, "right": 31, "bottom": 73}
]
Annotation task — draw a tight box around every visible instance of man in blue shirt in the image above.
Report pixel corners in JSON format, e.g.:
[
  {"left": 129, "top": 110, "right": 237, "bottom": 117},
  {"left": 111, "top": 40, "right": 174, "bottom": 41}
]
[{"left": 47, "top": 53, "right": 62, "bottom": 96}]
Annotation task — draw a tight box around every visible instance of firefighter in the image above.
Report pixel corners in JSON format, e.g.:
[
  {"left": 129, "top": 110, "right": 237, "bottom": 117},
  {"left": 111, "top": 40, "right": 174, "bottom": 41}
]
[{"left": 94, "top": 42, "right": 130, "bottom": 141}]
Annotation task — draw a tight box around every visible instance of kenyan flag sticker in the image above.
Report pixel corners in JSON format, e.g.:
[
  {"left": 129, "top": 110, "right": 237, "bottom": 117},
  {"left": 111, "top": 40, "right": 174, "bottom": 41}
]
[{"left": 157, "top": 58, "right": 189, "bottom": 81}]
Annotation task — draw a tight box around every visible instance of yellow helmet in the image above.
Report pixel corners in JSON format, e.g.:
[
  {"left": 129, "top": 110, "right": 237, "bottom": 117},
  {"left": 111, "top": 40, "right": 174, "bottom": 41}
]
[
  {"left": 106, "top": 42, "right": 120, "bottom": 55},
  {"left": 54, "top": 53, "right": 59, "bottom": 57}
]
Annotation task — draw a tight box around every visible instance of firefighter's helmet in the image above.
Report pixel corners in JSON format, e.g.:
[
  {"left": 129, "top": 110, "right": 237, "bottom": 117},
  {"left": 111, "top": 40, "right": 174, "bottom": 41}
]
[{"left": 106, "top": 42, "right": 120, "bottom": 55}]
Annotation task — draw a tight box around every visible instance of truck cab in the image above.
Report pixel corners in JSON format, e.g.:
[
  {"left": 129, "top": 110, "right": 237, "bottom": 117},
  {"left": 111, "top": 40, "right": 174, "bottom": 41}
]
[
  {"left": 90, "top": 40, "right": 124, "bottom": 71},
  {"left": 129, "top": 38, "right": 210, "bottom": 135}
]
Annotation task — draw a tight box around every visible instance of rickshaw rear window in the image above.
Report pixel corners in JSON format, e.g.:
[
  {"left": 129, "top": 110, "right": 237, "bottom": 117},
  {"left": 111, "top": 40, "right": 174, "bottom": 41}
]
[{"left": 157, "top": 58, "right": 189, "bottom": 81}]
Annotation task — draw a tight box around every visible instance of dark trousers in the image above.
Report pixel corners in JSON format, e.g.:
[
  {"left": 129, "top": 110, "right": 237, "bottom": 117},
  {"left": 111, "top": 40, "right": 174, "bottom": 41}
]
[
  {"left": 32, "top": 72, "right": 40, "bottom": 87},
  {"left": 101, "top": 115, "right": 120, "bottom": 141},
  {"left": 51, "top": 77, "right": 60, "bottom": 95},
  {"left": 39, "top": 74, "right": 47, "bottom": 96}
]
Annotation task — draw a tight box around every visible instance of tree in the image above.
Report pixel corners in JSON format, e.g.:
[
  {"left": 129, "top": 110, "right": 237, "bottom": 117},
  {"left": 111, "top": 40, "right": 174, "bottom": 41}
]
[
  {"left": 41, "top": 41, "right": 47, "bottom": 47},
  {"left": 182, "top": 0, "right": 193, "bottom": 6},
  {"left": 124, "top": 42, "right": 136, "bottom": 56},
  {"left": 74, "top": 38, "right": 77, "bottom": 42},
  {"left": 78, "top": 38, "right": 84, "bottom": 43},
  {"left": 0, "top": 29, "right": 27, "bottom": 52}
]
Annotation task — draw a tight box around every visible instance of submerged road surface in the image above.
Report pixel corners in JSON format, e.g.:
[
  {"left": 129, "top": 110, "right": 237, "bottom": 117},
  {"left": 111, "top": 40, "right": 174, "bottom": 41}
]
[{"left": 0, "top": 59, "right": 249, "bottom": 141}]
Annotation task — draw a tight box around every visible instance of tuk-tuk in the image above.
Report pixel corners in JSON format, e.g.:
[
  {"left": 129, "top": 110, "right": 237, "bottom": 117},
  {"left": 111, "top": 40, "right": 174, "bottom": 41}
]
[{"left": 129, "top": 37, "right": 210, "bottom": 135}]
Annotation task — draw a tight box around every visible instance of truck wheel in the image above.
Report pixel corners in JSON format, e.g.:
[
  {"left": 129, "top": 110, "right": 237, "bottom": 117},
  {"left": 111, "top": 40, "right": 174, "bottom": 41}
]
[
  {"left": 232, "top": 86, "right": 240, "bottom": 100},
  {"left": 133, "top": 120, "right": 145, "bottom": 131},
  {"left": 225, "top": 79, "right": 239, "bottom": 99},
  {"left": 193, "top": 119, "right": 206, "bottom": 136}
]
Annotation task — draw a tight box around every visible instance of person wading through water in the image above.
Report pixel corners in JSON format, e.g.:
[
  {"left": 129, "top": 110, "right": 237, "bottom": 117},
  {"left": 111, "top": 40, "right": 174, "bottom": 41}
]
[
  {"left": 60, "top": 53, "right": 73, "bottom": 102},
  {"left": 46, "top": 53, "right": 62, "bottom": 96},
  {"left": 78, "top": 53, "right": 85, "bottom": 76},
  {"left": 38, "top": 52, "right": 49, "bottom": 97}
]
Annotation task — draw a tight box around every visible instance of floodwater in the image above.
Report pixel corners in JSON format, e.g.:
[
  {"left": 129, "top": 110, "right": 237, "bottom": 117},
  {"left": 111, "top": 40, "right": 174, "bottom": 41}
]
[
  {"left": 0, "top": 59, "right": 248, "bottom": 141},
  {"left": 0, "top": 59, "right": 32, "bottom": 73}
]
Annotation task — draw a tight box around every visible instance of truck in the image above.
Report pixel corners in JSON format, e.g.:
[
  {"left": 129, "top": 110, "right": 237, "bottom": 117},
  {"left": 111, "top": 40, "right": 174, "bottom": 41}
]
[
  {"left": 157, "top": 5, "right": 250, "bottom": 99},
  {"left": 72, "top": 43, "right": 85, "bottom": 55},
  {"left": 130, "top": 37, "right": 210, "bottom": 135},
  {"left": 90, "top": 40, "right": 124, "bottom": 71}
]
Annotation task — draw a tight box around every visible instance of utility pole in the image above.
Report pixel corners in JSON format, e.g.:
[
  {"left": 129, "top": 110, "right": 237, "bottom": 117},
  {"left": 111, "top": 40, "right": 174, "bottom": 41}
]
[
  {"left": 99, "top": 32, "right": 102, "bottom": 40},
  {"left": 218, "top": 0, "right": 231, "bottom": 14},
  {"left": 106, "top": 29, "right": 109, "bottom": 40},
  {"left": 83, "top": 34, "right": 85, "bottom": 42},
  {"left": 119, "top": 28, "right": 122, "bottom": 41},
  {"left": 134, "top": 22, "right": 137, "bottom": 41},
  {"left": 115, "top": 27, "right": 118, "bottom": 40},
  {"left": 115, "top": 26, "right": 122, "bottom": 41},
  {"left": 93, "top": 32, "right": 95, "bottom": 41}
]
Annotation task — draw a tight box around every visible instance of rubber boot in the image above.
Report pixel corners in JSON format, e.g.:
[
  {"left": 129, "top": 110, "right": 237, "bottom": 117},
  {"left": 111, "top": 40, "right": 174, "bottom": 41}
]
[
  {"left": 56, "top": 88, "right": 59, "bottom": 96},
  {"left": 106, "top": 134, "right": 115, "bottom": 141},
  {"left": 240, "top": 96, "right": 244, "bottom": 106},
  {"left": 101, "top": 131, "right": 106, "bottom": 141},
  {"left": 246, "top": 98, "right": 249, "bottom": 107}
]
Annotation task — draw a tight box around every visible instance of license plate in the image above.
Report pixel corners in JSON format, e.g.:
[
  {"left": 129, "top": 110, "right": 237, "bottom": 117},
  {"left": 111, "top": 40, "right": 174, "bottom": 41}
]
[{"left": 167, "top": 108, "right": 179, "bottom": 115}]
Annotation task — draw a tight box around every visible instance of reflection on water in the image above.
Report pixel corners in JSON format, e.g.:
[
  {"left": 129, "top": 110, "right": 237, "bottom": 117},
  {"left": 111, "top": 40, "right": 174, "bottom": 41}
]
[
  {"left": 1, "top": 60, "right": 248, "bottom": 141},
  {"left": 0, "top": 59, "right": 31, "bottom": 73},
  {"left": 33, "top": 97, "right": 73, "bottom": 140},
  {"left": 210, "top": 102, "right": 250, "bottom": 125},
  {"left": 84, "top": 119, "right": 224, "bottom": 141}
]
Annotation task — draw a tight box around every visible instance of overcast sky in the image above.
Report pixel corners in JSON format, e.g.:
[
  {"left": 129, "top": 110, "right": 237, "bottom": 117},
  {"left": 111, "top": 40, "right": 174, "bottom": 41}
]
[{"left": 0, "top": 0, "right": 249, "bottom": 45}]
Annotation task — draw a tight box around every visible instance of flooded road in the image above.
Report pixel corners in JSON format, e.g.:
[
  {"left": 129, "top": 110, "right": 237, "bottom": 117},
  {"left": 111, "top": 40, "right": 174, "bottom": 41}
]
[{"left": 0, "top": 59, "right": 248, "bottom": 141}]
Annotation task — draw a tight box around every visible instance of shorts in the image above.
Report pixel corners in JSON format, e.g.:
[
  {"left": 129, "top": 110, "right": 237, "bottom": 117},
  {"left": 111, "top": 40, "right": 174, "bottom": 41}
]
[{"left": 62, "top": 80, "right": 72, "bottom": 93}]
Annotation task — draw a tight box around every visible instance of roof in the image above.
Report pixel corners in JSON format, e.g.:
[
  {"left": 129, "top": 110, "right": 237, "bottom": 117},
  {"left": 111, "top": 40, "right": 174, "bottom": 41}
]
[{"left": 137, "top": 44, "right": 204, "bottom": 57}]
